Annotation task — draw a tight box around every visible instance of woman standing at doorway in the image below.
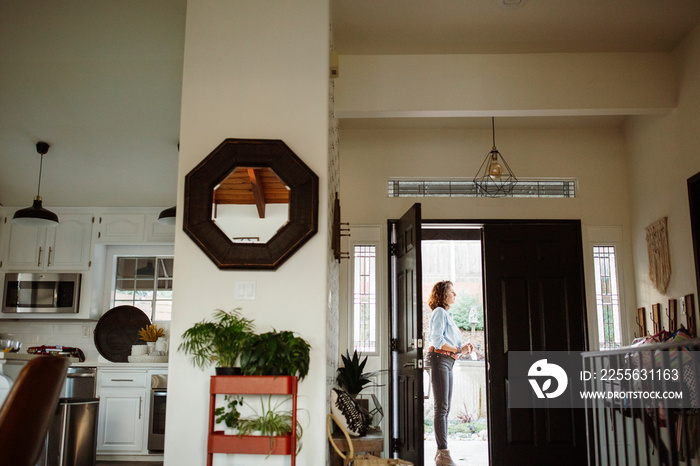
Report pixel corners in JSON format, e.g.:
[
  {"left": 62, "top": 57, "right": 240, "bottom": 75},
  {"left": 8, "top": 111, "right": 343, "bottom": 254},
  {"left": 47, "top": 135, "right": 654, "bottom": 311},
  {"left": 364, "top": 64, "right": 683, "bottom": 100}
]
[{"left": 427, "top": 280, "right": 473, "bottom": 466}]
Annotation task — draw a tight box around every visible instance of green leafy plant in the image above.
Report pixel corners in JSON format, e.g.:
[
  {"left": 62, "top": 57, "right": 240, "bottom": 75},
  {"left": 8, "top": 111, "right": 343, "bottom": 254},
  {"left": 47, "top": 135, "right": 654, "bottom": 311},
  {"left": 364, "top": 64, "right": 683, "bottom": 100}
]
[
  {"left": 215, "top": 395, "right": 244, "bottom": 430},
  {"left": 178, "top": 308, "right": 255, "bottom": 369},
  {"left": 336, "top": 350, "right": 372, "bottom": 396},
  {"left": 237, "top": 396, "right": 304, "bottom": 455},
  {"left": 240, "top": 330, "right": 311, "bottom": 380}
]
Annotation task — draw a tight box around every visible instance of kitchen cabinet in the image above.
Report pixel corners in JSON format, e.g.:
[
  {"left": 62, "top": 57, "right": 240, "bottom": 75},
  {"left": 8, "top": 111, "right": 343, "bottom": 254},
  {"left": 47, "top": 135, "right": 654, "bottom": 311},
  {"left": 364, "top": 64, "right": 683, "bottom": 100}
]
[
  {"left": 96, "top": 369, "right": 149, "bottom": 454},
  {"left": 1, "top": 213, "right": 93, "bottom": 271},
  {"left": 96, "top": 367, "right": 167, "bottom": 457},
  {"left": 94, "top": 212, "right": 174, "bottom": 244}
]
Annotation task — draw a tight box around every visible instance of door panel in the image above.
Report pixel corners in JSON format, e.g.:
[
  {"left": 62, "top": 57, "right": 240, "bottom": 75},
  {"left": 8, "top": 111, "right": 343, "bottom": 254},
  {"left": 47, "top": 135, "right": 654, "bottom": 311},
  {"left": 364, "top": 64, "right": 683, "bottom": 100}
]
[
  {"left": 484, "top": 221, "right": 588, "bottom": 466},
  {"left": 389, "top": 204, "right": 423, "bottom": 464}
]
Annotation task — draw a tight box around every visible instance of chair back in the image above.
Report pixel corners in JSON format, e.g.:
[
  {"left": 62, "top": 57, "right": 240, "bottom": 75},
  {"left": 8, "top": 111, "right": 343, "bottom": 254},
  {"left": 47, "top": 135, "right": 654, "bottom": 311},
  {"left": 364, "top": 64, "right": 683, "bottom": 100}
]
[{"left": 0, "top": 356, "right": 69, "bottom": 466}]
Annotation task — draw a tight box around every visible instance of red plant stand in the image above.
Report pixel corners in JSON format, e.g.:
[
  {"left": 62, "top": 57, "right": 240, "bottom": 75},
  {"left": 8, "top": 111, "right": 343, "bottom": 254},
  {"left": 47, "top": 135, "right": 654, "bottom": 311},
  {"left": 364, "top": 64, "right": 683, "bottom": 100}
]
[{"left": 207, "top": 375, "right": 298, "bottom": 466}]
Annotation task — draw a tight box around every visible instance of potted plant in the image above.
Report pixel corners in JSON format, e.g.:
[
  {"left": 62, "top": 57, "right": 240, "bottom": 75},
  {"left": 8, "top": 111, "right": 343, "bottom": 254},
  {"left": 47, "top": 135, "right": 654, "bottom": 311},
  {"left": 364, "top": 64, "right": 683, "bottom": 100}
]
[
  {"left": 138, "top": 324, "right": 165, "bottom": 354},
  {"left": 336, "top": 349, "right": 372, "bottom": 396},
  {"left": 240, "top": 330, "right": 311, "bottom": 380},
  {"left": 236, "top": 395, "right": 304, "bottom": 455},
  {"left": 178, "top": 308, "right": 255, "bottom": 374},
  {"left": 215, "top": 395, "right": 244, "bottom": 434}
]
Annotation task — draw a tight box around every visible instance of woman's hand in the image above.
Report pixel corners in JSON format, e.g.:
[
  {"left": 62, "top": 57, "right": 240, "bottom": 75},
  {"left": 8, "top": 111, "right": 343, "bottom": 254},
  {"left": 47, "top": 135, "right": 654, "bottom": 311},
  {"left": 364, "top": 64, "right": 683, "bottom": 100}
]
[{"left": 461, "top": 343, "right": 474, "bottom": 354}]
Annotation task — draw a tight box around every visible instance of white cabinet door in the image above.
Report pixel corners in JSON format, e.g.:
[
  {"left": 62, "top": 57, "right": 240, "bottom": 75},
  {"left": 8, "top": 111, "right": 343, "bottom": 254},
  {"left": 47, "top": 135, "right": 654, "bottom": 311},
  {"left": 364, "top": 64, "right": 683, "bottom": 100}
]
[
  {"left": 46, "top": 213, "right": 93, "bottom": 270},
  {"left": 3, "top": 222, "right": 47, "bottom": 270},
  {"left": 2, "top": 213, "right": 93, "bottom": 271},
  {"left": 96, "top": 387, "right": 147, "bottom": 453},
  {"left": 95, "top": 214, "right": 146, "bottom": 244},
  {"left": 145, "top": 213, "right": 175, "bottom": 243}
]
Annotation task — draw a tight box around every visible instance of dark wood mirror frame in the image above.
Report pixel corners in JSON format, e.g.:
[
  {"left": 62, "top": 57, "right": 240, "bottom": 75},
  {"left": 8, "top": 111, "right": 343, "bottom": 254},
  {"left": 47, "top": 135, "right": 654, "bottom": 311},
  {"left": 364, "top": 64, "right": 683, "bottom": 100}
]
[{"left": 183, "top": 138, "right": 318, "bottom": 270}]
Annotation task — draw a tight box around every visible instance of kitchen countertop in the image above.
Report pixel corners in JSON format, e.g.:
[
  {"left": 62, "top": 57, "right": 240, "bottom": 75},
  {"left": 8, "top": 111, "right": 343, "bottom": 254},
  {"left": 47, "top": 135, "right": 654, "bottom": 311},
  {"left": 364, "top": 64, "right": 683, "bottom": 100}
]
[
  {"left": 0, "top": 353, "right": 168, "bottom": 368},
  {"left": 73, "top": 361, "right": 169, "bottom": 368},
  {"left": 0, "top": 352, "right": 80, "bottom": 364}
]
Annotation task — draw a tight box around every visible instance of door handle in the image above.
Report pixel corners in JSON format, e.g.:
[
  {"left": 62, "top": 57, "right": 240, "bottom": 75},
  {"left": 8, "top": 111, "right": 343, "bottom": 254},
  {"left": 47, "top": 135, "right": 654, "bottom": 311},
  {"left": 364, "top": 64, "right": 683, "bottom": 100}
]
[{"left": 403, "top": 359, "right": 423, "bottom": 369}]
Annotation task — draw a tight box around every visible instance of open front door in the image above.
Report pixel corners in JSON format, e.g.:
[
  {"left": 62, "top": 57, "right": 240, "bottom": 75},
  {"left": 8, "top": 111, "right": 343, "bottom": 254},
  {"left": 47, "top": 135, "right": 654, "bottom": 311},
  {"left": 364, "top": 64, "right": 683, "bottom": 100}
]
[
  {"left": 389, "top": 203, "right": 423, "bottom": 464},
  {"left": 483, "top": 221, "right": 588, "bottom": 466}
]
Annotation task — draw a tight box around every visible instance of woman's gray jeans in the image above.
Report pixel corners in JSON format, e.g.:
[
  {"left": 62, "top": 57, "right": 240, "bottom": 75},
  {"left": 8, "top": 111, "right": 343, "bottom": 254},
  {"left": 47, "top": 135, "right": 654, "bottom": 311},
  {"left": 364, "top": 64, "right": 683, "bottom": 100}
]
[{"left": 428, "top": 351, "right": 455, "bottom": 451}]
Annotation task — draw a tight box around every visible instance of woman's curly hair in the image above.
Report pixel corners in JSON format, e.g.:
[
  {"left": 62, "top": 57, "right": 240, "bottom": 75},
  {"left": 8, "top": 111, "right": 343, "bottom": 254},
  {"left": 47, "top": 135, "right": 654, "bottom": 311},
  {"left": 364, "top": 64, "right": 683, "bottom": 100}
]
[{"left": 428, "top": 280, "right": 453, "bottom": 310}]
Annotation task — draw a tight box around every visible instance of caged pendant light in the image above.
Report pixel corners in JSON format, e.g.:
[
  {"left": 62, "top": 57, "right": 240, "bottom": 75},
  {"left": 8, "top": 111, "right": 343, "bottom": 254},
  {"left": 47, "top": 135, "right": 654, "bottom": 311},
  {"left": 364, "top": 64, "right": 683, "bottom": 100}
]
[
  {"left": 473, "top": 117, "right": 517, "bottom": 197},
  {"left": 12, "top": 141, "right": 59, "bottom": 227}
]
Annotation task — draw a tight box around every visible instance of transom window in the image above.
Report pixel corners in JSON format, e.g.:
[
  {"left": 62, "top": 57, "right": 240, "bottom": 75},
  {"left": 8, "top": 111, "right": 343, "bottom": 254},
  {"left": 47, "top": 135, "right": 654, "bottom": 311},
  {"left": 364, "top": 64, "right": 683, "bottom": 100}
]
[
  {"left": 113, "top": 256, "right": 173, "bottom": 322},
  {"left": 387, "top": 178, "right": 577, "bottom": 198}
]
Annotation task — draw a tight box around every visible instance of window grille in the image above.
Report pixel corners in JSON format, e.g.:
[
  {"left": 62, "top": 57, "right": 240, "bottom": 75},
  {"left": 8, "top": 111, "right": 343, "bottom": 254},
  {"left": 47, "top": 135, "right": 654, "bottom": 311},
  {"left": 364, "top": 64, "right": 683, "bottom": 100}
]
[
  {"left": 353, "top": 245, "right": 377, "bottom": 353},
  {"left": 593, "top": 246, "right": 621, "bottom": 349},
  {"left": 387, "top": 178, "right": 576, "bottom": 198},
  {"left": 113, "top": 256, "right": 173, "bottom": 322}
]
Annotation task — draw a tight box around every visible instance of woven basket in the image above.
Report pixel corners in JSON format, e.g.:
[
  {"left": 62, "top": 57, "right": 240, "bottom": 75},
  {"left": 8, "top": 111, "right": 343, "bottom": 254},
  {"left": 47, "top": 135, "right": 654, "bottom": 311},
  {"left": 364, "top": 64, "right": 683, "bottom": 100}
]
[{"left": 327, "top": 414, "right": 413, "bottom": 466}]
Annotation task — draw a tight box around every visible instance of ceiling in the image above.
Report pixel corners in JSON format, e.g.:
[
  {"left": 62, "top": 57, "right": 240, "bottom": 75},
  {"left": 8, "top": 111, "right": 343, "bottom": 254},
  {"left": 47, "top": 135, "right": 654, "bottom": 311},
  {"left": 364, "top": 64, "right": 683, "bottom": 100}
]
[
  {"left": 1, "top": 1, "right": 699, "bottom": 207},
  {"left": 332, "top": 0, "right": 700, "bottom": 55}
]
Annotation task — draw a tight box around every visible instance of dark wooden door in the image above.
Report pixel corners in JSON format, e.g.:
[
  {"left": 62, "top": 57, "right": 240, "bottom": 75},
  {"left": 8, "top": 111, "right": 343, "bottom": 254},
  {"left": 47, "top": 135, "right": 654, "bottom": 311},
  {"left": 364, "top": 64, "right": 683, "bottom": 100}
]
[
  {"left": 389, "top": 203, "right": 423, "bottom": 464},
  {"left": 483, "top": 221, "right": 589, "bottom": 466},
  {"left": 688, "top": 171, "right": 700, "bottom": 308}
]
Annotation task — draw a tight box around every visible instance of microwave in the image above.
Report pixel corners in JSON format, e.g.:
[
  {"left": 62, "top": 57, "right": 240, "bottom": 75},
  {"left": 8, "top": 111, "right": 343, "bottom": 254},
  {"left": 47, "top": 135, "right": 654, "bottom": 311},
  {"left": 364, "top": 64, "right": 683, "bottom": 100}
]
[{"left": 2, "top": 273, "right": 81, "bottom": 314}]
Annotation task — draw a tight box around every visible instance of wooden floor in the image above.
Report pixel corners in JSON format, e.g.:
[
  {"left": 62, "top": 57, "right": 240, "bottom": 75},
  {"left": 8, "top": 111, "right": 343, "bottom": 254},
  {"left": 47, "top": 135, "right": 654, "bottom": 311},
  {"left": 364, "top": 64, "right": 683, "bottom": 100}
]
[{"left": 96, "top": 462, "right": 162, "bottom": 465}]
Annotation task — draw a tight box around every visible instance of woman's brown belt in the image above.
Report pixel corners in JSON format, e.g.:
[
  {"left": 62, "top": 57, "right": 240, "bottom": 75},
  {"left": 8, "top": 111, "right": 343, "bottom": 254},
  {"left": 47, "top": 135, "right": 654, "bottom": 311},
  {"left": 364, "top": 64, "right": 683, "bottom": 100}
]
[{"left": 428, "top": 346, "right": 459, "bottom": 360}]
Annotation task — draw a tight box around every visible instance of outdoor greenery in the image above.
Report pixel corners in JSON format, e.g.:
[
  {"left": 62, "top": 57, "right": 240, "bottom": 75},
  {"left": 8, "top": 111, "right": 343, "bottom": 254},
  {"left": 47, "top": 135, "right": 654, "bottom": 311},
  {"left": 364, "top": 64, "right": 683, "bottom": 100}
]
[
  {"left": 423, "top": 417, "right": 488, "bottom": 436},
  {"left": 450, "top": 294, "right": 484, "bottom": 331}
]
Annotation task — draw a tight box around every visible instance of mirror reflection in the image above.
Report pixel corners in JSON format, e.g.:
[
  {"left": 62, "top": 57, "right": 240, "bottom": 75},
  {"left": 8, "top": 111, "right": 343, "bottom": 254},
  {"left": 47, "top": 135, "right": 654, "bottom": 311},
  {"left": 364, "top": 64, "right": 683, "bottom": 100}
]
[{"left": 212, "top": 167, "right": 290, "bottom": 243}]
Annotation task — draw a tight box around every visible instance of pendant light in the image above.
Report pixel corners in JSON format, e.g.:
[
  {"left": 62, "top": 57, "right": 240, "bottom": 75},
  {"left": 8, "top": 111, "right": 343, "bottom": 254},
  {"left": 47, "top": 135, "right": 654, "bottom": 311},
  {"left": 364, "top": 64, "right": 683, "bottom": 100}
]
[
  {"left": 12, "top": 141, "right": 60, "bottom": 227},
  {"left": 473, "top": 117, "right": 517, "bottom": 197},
  {"left": 157, "top": 206, "right": 176, "bottom": 225}
]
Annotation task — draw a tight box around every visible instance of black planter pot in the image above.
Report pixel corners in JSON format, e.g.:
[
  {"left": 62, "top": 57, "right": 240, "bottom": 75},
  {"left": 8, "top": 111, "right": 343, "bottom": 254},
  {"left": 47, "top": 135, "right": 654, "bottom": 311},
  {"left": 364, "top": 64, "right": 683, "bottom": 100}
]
[{"left": 215, "top": 367, "right": 242, "bottom": 376}]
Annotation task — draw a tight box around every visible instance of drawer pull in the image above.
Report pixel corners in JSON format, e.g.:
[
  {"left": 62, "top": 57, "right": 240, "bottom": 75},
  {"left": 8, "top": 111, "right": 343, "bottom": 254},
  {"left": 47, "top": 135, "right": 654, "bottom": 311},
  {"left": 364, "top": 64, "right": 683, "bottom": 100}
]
[{"left": 110, "top": 378, "right": 135, "bottom": 382}]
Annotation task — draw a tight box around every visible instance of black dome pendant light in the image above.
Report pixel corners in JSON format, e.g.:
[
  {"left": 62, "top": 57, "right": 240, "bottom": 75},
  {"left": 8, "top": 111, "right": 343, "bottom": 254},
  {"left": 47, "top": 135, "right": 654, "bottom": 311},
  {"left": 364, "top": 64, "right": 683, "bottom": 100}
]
[
  {"left": 157, "top": 206, "right": 176, "bottom": 225},
  {"left": 12, "top": 141, "right": 60, "bottom": 227}
]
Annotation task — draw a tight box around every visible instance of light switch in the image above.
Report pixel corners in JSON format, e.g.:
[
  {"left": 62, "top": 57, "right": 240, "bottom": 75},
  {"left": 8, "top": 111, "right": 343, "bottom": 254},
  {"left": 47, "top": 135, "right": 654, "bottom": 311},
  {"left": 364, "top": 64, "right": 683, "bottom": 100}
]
[{"left": 235, "top": 281, "right": 256, "bottom": 300}]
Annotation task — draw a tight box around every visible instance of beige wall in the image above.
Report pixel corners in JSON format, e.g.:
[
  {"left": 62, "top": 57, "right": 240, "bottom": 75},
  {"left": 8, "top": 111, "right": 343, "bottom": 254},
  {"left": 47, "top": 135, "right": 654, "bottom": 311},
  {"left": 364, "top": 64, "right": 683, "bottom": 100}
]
[
  {"left": 335, "top": 53, "right": 676, "bottom": 117},
  {"left": 166, "top": 2, "right": 329, "bottom": 465},
  {"left": 625, "top": 23, "right": 700, "bottom": 331},
  {"left": 339, "top": 124, "right": 638, "bottom": 346}
]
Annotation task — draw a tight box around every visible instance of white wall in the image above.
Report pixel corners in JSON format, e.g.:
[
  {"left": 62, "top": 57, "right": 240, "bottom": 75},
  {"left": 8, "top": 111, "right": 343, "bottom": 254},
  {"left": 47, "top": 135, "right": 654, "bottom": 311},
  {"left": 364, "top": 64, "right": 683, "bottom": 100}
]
[
  {"left": 166, "top": 2, "right": 329, "bottom": 466},
  {"left": 625, "top": 22, "right": 700, "bottom": 332}
]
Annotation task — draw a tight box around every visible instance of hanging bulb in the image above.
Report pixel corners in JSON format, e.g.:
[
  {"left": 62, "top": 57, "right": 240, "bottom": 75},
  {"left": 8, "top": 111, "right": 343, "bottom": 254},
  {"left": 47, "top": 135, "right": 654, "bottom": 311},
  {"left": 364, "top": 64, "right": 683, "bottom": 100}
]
[{"left": 488, "top": 150, "right": 503, "bottom": 180}]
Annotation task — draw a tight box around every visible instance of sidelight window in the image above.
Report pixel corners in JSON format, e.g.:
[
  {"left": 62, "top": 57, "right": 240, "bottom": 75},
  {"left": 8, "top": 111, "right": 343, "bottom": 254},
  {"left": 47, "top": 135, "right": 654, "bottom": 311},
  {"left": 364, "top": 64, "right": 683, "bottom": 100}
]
[
  {"left": 353, "top": 245, "right": 377, "bottom": 353},
  {"left": 593, "top": 246, "right": 621, "bottom": 349}
]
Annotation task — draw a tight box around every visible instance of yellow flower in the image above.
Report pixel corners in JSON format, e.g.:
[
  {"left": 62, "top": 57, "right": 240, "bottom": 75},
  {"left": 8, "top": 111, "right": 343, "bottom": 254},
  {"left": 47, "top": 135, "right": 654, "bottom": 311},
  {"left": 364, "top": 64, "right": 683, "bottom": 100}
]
[{"left": 139, "top": 324, "right": 164, "bottom": 342}]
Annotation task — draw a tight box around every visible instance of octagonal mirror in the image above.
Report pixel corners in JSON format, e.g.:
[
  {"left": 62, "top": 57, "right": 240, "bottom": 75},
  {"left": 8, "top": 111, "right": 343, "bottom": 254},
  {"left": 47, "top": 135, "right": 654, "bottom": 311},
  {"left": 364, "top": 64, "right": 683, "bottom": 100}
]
[
  {"left": 212, "top": 167, "right": 290, "bottom": 244},
  {"left": 184, "top": 139, "right": 318, "bottom": 270}
]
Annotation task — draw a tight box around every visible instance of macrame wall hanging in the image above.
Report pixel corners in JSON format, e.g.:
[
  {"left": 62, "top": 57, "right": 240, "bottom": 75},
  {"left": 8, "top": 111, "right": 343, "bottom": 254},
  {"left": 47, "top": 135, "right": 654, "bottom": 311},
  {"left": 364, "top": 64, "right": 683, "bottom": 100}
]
[{"left": 645, "top": 216, "right": 671, "bottom": 294}]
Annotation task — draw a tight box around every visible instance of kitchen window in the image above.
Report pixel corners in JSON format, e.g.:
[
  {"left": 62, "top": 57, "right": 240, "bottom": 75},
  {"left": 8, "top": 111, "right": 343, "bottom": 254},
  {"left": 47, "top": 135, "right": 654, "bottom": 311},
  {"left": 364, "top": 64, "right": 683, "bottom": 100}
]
[{"left": 112, "top": 256, "right": 173, "bottom": 322}]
